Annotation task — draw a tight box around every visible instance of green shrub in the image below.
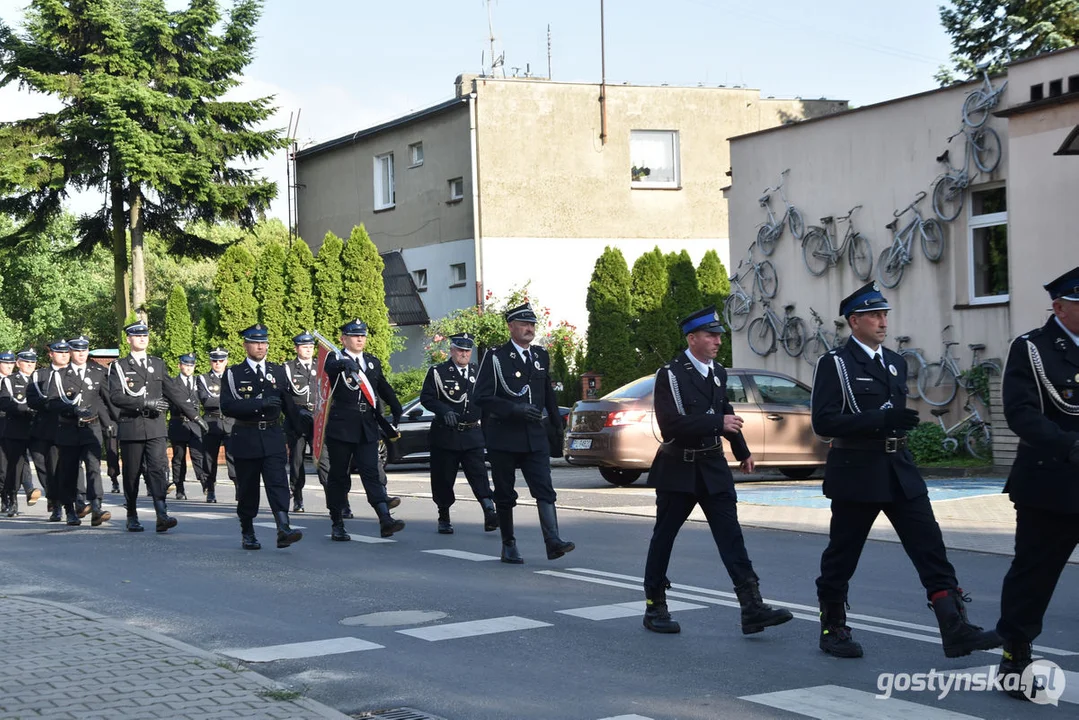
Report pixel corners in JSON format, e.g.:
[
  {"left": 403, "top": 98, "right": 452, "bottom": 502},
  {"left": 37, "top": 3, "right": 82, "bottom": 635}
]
[
  {"left": 387, "top": 367, "right": 427, "bottom": 404},
  {"left": 908, "top": 421, "right": 956, "bottom": 464}
]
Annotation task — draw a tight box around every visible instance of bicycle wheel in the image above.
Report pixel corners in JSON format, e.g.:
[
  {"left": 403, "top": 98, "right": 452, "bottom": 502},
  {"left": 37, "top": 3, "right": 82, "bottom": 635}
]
[
  {"left": 723, "top": 292, "right": 751, "bottom": 332},
  {"left": 801, "top": 227, "right": 831, "bottom": 276},
  {"left": 781, "top": 316, "right": 807, "bottom": 358},
  {"left": 972, "top": 127, "right": 1002, "bottom": 173},
  {"left": 747, "top": 317, "right": 776, "bottom": 356},
  {"left": 932, "top": 175, "right": 964, "bottom": 222},
  {"left": 962, "top": 90, "right": 990, "bottom": 128},
  {"left": 899, "top": 349, "right": 923, "bottom": 399},
  {"left": 848, "top": 232, "right": 873, "bottom": 280},
  {"left": 787, "top": 206, "right": 805, "bottom": 241},
  {"left": 757, "top": 224, "right": 778, "bottom": 256},
  {"left": 918, "top": 361, "right": 958, "bottom": 407},
  {"left": 756, "top": 260, "right": 778, "bottom": 299},
  {"left": 802, "top": 334, "right": 830, "bottom": 367},
  {"left": 920, "top": 218, "right": 945, "bottom": 262},
  {"left": 964, "top": 422, "right": 993, "bottom": 462},
  {"left": 877, "top": 246, "right": 905, "bottom": 289}
]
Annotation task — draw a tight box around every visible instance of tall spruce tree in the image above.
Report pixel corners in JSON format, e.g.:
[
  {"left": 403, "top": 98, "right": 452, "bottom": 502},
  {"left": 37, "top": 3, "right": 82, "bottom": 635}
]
[
  {"left": 314, "top": 232, "right": 344, "bottom": 342},
  {"left": 584, "top": 246, "right": 635, "bottom": 390},
  {"left": 0, "top": 0, "right": 286, "bottom": 330},
  {"left": 193, "top": 304, "right": 217, "bottom": 374},
  {"left": 630, "top": 247, "right": 671, "bottom": 371},
  {"left": 254, "top": 242, "right": 287, "bottom": 363},
  {"left": 340, "top": 224, "right": 392, "bottom": 366},
  {"left": 664, "top": 250, "right": 703, "bottom": 363},
  {"left": 163, "top": 284, "right": 193, "bottom": 375},
  {"left": 697, "top": 249, "right": 733, "bottom": 367},
  {"left": 213, "top": 244, "right": 258, "bottom": 361},
  {"left": 284, "top": 239, "right": 315, "bottom": 339}
]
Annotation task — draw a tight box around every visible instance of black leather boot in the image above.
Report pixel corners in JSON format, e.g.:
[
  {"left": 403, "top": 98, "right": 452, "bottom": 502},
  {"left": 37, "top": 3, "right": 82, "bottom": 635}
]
[
  {"left": 497, "top": 504, "right": 523, "bottom": 564},
  {"left": 126, "top": 514, "right": 144, "bottom": 532},
  {"left": 206, "top": 484, "right": 216, "bottom": 503},
  {"left": 5, "top": 495, "right": 17, "bottom": 517},
  {"left": 819, "top": 601, "right": 863, "bottom": 658},
  {"left": 376, "top": 502, "right": 405, "bottom": 537},
  {"left": 90, "top": 500, "right": 112, "bottom": 527},
  {"left": 76, "top": 500, "right": 91, "bottom": 518},
  {"left": 65, "top": 504, "right": 82, "bottom": 526},
  {"left": 330, "top": 510, "right": 350, "bottom": 542},
  {"left": 998, "top": 639, "right": 1038, "bottom": 701},
  {"left": 437, "top": 507, "right": 454, "bottom": 535},
  {"left": 175, "top": 483, "right": 187, "bottom": 501},
  {"left": 342, "top": 504, "right": 354, "bottom": 519},
  {"left": 480, "top": 498, "right": 498, "bottom": 532},
  {"left": 110, "top": 479, "right": 120, "bottom": 494},
  {"left": 153, "top": 498, "right": 177, "bottom": 533},
  {"left": 734, "top": 576, "right": 793, "bottom": 635},
  {"left": 48, "top": 504, "right": 63, "bottom": 522},
  {"left": 240, "top": 517, "right": 260, "bottom": 550},
  {"left": 292, "top": 489, "right": 304, "bottom": 513},
  {"left": 275, "top": 511, "right": 302, "bottom": 548},
  {"left": 387, "top": 496, "right": 401, "bottom": 510},
  {"left": 929, "top": 588, "right": 1001, "bottom": 658},
  {"left": 537, "top": 501, "right": 574, "bottom": 560},
  {"left": 643, "top": 585, "right": 681, "bottom": 634}
]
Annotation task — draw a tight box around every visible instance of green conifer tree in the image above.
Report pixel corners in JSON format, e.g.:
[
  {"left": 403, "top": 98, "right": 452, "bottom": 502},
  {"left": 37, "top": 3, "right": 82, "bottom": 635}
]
[
  {"left": 254, "top": 242, "right": 288, "bottom": 363},
  {"left": 163, "top": 284, "right": 193, "bottom": 375},
  {"left": 340, "top": 225, "right": 392, "bottom": 366},
  {"left": 630, "top": 247, "right": 671, "bottom": 372},
  {"left": 313, "top": 232, "right": 344, "bottom": 341},
  {"left": 697, "top": 249, "right": 733, "bottom": 367},
  {"left": 284, "top": 238, "right": 316, "bottom": 338},
  {"left": 213, "top": 244, "right": 258, "bottom": 362},
  {"left": 664, "top": 250, "right": 703, "bottom": 358},
  {"left": 193, "top": 304, "right": 217, "bottom": 375},
  {"left": 584, "top": 246, "right": 635, "bottom": 390}
]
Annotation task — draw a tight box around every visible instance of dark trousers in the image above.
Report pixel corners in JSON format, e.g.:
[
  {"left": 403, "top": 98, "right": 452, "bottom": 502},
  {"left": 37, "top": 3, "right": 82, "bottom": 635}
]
[
  {"left": 430, "top": 445, "right": 492, "bottom": 508},
  {"left": 120, "top": 437, "right": 169, "bottom": 514},
  {"left": 816, "top": 493, "right": 958, "bottom": 604},
  {"left": 57, "top": 442, "right": 102, "bottom": 507},
  {"left": 29, "top": 438, "right": 57, "bottom": 501},
  {"left": 644, "top": 471, "right": 755, "bottom": 590},
  {"left": 325, "top": 438, "right": 385, "bottom": 513},
  {"left": 285, "top": 428, "right": 310, "bottom": 497},
  {"left": 234, "top": 451, "right": 290, "bottom": 521},
  {"left": 1, "top": 439, "right": 35, "bottom": 500},
  {"left": 997, "top": 504, "right": 1079, "bottom": 643},
  {"left": 105, "top": 435, "right": 120, "bottom": 482},
  {"left": 171, "top": 437, "right": 206, "bottom": 491},
  {"left": 201, "top": 428, "right": 236, "bottom": 488},
  {"left": 487, "top": 449, "right": 556, "bottom": 507},
  {"left": 78, "top": 442, "right": 102, "bottom": 504}
]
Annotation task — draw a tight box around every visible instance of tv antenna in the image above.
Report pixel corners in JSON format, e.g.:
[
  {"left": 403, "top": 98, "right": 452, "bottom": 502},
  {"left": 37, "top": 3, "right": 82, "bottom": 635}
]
[{"left": 486, "top": 0, "right": 505, "bottom": 76}]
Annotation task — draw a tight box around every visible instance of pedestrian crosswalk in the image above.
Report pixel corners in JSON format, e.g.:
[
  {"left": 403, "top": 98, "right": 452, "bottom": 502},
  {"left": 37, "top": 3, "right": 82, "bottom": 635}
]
[{"left": 741, "top": 685, "right": 984, "bottom": 719}]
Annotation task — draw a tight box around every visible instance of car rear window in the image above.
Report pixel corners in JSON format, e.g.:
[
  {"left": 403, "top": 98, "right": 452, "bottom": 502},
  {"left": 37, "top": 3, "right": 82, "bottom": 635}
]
[
  {"left": 752, "top": 374, "right": 811, "bottom": 407},
  {"left": 603, "top": 376, "right": 655, "bottom": 399},
  {"left": 726, "top": 375, "right": 749, "bottom": 403}
]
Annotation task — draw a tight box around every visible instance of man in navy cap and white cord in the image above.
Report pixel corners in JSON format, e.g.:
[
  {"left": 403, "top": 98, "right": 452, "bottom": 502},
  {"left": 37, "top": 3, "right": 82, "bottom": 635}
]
[
  {"left": 283, "top": 332, "right": 318, "bottom": 513},
  {"left": 197, "top": 347, "right": 237, "bottom": 502},
  {"left": 167, "top": 353, "right": 210, "bottom": 501},
  {"left": 27, "top": 339, "right": 72, "bottom": 522},
  {"left": 0, "top": 349, "right": 42, "bottom": 515}
]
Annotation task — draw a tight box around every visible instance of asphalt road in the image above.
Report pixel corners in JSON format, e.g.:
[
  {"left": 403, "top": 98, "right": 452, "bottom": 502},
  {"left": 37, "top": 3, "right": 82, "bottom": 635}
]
[{"left": 0, "top": 463, "right": 1074, "bottom": 720}]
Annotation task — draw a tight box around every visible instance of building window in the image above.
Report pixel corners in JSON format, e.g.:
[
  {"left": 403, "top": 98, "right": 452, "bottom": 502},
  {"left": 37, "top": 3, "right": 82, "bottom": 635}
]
[
  {"left": 630, "top": 130, "right": 680, "bottom": 188},
  {"left": 448, "top": 177, "right": 464, "bottom": 201},
  {"left": 968, "top": 185, "right": 1008, "bottom": 303},
  {"left": 374, "top": 153, "right": 394, "bottom": 210},
  {"left": 408, "top": 142, "right": 423, "bottom": 167},
  {"left": 412, "top": 269, "right": 428, "bottom": 292},
  {"left": 450, "top": 262, "right": 467, "bottom": 287}
]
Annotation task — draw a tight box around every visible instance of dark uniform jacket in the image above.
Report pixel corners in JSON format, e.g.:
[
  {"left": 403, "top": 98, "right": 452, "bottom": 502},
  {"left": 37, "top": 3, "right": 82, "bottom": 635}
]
[
  {"left": 0, "top": 372, "right": 36, "bottom": 440},
  {"left": 27, "top": 367, "right": 65, "bottom": 442},
  {"left": 323, "top": 350, "right": 402, "bottom": 445},
  {"left": 197, "top": 371, "right": 234, "bottom": 434},
  {"left": 474, "top": 342, "right": 561, "bottom": 454},
  {"left": 108, "top": 354, "right": 186, "bottom": 442},
  {"left": 53, "top": 363, "right": 111, "bottom": 447},
  {"left": 811, "top": 338, "right": 924, "bottom": 503},
  {"left": 420, "top": 360, "right": 483, "bottom": 452},
  {"left": 168, "top": 373, "right": 204, "bottom": 442},
  {"left": 647, "top": 352, "right": 750, "bottom": 494},
  {"left": 283, "top": 358, "right": 317, "bottom": 435},
  {"left": 220, "top": 360, "right": 296, "bottom": 459},
  {"left": 1002, "top": 318, "right": 1079, "bottom": 513}
]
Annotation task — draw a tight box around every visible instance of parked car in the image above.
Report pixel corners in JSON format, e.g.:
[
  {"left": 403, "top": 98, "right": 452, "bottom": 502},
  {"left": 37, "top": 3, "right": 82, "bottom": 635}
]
[
  {"left": 382, "top": 397, "right": 571, "bottom": 465},
  {"left": 563, "top": 369, "right": 827, "bottom": 485}
]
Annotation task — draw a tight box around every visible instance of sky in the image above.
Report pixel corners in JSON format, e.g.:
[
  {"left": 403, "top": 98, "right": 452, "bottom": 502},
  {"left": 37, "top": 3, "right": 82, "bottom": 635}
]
[{"left": 0, "top": 0, "right": 957, "bottom": 222}]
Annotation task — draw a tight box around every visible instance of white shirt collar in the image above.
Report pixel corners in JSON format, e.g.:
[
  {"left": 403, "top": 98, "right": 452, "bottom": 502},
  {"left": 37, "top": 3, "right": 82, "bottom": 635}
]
[
  {"left": 72, "top": 363, "right": 86, "bottom": 374},
  {"left": 1054, "top": 317, "right": 1079, "bottom": 347},
  {"left": 684, "top": 349, "right": 713, "bottom": 378},
  {"left": 511, "top": 341, "right": 530, "bottom": 357},
  {"left": 129, "top": 350, "right": 147, "bottom": 362},
  {"left": 456, "top": 363, "right": 469, "bottom": 374},
  {"left": 850, "top": 334, "right": 883, "bottom": 361},
  {"left": 246, "top": 357, "right": 265, "bottom": 374}
]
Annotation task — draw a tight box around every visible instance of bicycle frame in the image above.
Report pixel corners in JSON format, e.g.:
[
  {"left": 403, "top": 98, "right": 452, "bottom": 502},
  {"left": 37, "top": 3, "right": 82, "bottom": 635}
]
[{"left": 936, "top": 406, "right": 982, "bottom": 438}]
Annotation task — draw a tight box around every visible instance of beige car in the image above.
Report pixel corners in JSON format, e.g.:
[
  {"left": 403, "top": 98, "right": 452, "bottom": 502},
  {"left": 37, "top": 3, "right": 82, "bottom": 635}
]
[{"left": 564, "top": 368, "right": 828, "bottom": 485}]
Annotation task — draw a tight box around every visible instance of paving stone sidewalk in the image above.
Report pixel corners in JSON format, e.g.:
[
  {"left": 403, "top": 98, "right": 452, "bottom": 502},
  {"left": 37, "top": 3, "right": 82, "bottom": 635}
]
[{"left": 0, "top": 595, "right": 352, "bottom": 720}]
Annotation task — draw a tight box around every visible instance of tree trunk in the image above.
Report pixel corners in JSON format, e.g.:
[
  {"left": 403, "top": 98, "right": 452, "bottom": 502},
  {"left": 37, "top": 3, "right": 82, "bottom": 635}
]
[
  {"left": 110, "top": 166, "right": 131, "bottom": 329},
  {"left": 129, "top": 184, "right": 147, "bottom": 322}
]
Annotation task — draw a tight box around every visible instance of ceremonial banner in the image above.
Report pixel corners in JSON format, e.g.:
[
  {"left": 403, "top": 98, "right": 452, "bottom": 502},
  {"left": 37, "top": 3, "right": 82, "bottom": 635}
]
[{"left": 311, "top": 333, "right": 336, "bottom": 462}]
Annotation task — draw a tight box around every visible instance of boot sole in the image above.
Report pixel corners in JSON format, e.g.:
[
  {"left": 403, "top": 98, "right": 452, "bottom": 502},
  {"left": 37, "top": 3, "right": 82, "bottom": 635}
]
[
  {"left": 91, "top": 512, "right": 112, "bottom": 526},
  {"left": 944, "top": 637, "right": 1003, "bottom": 658},
  {"left": 438, "top": 528, "right": 454, "bottom": 535},
  {"left": 546, "top": 542, "right": 576, "bottom": 560},
  {"left": 821, "top": 642, "right": 864, "bottom": 658},
  {"left": 743, "top": 611, "right": 795, "bottom": 635},
  {"left": 643, "top": 619, "right": 681, "bottom": 634}
]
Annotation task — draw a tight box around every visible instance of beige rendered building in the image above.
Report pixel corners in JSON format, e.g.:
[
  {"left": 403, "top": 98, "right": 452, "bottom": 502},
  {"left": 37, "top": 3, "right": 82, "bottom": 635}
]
[
  {"left": 295, "top": 75, "right": 845, "bottom": 368},
  {"left": 726, "top": 47, "right": 1079, "bottom": 467}
]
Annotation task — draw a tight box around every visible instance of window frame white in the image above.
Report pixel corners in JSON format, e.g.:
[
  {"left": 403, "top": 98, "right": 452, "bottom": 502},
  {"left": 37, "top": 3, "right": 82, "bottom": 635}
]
[
  {"left": 967, "top": 183, "right": 1009, "bottom": 305},
  {"left": 373, "top": 152, "right": 395, "bottom": 210},
  {"left": 412, "top": 268, "right": 428, "bottom": 292},
  {"left": 408, "top": 142, "right": 424, "bottom": 167},
  {"left": 448, "top": 177, "right": 464, "bottom": 201},
  {"left": 449, "top": 262, "right": 467, "bottom": 288},
  {"left": 629, "top": 129, "right": 681, "bottom": 189}
]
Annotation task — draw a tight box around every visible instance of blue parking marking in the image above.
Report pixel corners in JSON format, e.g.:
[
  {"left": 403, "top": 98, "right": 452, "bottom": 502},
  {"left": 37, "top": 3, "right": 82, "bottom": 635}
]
[{"left": 735, "top": 478, "right": 1006, "bottom": 509}]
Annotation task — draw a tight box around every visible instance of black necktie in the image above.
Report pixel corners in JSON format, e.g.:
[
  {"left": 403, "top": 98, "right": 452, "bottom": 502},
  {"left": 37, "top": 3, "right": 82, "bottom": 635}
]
[
  {"left": 875, "top": 353, "right": 885, "bottom": 370},
  {"left": 522, "top": 350, "right": 531, "bottom": 366},
  {"left": 256, "top": 364, "right": 265, "bottom": 382}
]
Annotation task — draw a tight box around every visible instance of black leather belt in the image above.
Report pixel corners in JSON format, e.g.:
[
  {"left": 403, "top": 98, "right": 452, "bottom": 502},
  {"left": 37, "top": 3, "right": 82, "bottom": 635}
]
[
  {"left": 234, "top": 418, "right": 282, "bottom": 430},
  {"left": 456, "top": 421, "right": 481, "bottom": 430},
  {"left": 205, "top": 411, "right": 222, "bottom": 418},
  {"left": 60, "top": 416, "right": 98, "bottom": 425},
  {"left": 831, "top": 437, "right": 908, "bottom": 453},
  {"left": 659, "top": 443, "right": 724, "bottom": 462}
]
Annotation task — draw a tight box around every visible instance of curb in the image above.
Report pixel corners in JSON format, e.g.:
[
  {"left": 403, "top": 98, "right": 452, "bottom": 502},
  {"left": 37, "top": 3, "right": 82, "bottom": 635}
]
[{"left": 2, "top": 594, "right": 354, "bottom": 720}]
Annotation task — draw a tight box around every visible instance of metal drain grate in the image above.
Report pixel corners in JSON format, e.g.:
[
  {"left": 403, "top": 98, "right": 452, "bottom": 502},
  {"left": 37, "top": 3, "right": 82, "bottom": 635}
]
[{"left": 354, "top": 708, "right": 449, "bottom": 720}]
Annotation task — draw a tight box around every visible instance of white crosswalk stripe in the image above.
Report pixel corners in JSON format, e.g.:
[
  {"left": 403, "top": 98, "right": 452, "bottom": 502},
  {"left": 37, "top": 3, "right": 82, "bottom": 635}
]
[
  {"left": 741, "top": 684, "right": 984, "bottom": 719},
  {"left": 323, "top": 534, "right": 396, "bottom": 544},
  {"left": 422, "top": 549, "right": 500, "bottom": 562},
  {"left": 557, "top": 600, "right": 706, "bottom": 621},
  {"left": 397, "top": 615, "right": 551, "bottom": 642},
  {"left": 221, "top": 637, "right": 384, "bottom": 662},
  {"left": 596, "top": 715, "right": 655, "bottom": 720},
  {"left": 254, "top": 522, "right": 307, "bottom": 530},
  {"left": 942, "top": 663, "right": 1079, "bottom": 705}
]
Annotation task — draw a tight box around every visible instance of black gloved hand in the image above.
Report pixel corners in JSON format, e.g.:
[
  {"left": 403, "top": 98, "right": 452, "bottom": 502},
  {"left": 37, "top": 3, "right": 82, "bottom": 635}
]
[
  {"left": 339, "top": 356, "right": 360, "bottom": 373},
  {"left": 61, "top": 405, "right": 80, "bottom": 418},
  {"left": 300, "top": 408, "right": 314, "bottom": 421},
  {"left": 154, "top": 397, "right": 170, "bottom": 415},
  {"left": 883, "top": 407, "right": 920, "bottom": 431},
  {"left": 443, "top": 411, "right": 459, "bottom": 427},
  {"left": 512, "top": 404, "right": 542, "bottom": 423},
  {"left": 1069, "top": 441, "right": 1079, "bottom": 466},
  {"left": 104, "top": 424, "right": 117, "bottom": 438},
  {"left": 142, "top": 396, "right": 161, "bottom": 418},
  {"left": 262, "top": 394, "right": 282, "bottom": 412},
  {"left": 195, "top": 416, "right": 210, "bottom": 434},
  {"left": 77, "top": 407, "right": 94, "bottom": 421}
]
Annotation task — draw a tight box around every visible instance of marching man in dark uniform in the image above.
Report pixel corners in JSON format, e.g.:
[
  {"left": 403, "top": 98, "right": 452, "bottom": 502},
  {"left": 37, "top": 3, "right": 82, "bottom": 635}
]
[
  {"left": 474, "top": 303, "right": 573, "bottom": 564},
  {"left": 420, "top": 332, "right": 498, "bottom": 534},
  {"left": 197, "top": 347, "right": 236, "bottom": 503},
  {"left": 220, "top": 324, "right": 302, "bottom": 551},
  {"left": 283, "top": 332, "right": 317, "bottom": 512},
  {"left": 811, "top": 282, "right": 999, "bottom": 659},
  {"left": 67, "top": 337, "right": 114, "bottom": 516},
  {"left": 88, "top": 348, "right": 122, "bottom": 493},
  {"left": 108, "top": 321, "right": 186, "bottom": 533},
  {"left": 641, "top": 306, "right": 791, "bottom": 635},
  {"left": 995, "top": 267, "right": 1079, "bottom": 701},
  {"left": 0, "top": 349, "right": 43, "bottom": 516},
  {"left": 28, "top": 339, "right": 71, "bottom": 522},
  {"left": 168, "top": 353, "right": 209, "bottom": 501},
  {"left": 322, "top": 319, "right": 405, "bottom": 541}
]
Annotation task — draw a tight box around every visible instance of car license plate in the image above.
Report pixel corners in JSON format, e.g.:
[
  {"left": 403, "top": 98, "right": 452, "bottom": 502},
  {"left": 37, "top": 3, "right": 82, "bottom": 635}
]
[{"left": 569, "top": 438, "right": 592, "bottom": 450}]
